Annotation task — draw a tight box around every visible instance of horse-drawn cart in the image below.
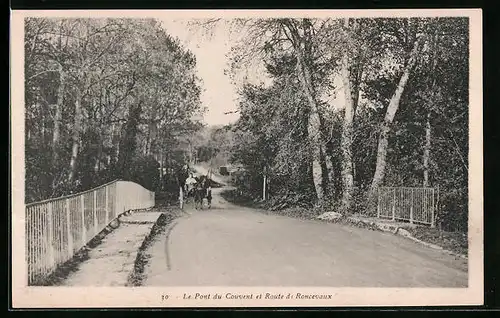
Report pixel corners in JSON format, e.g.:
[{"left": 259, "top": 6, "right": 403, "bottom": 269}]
[{"left": 178, "top": 174, "right": 212, "bottom": 210}]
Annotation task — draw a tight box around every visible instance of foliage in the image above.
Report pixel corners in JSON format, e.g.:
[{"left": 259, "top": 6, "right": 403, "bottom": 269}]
[
  {"left": 128, "top": 155, "right": 161, "bottom": 191},
  {"left": 216, "top": 17, "right": 469, "bottom": 231},
  {"left": 189, "top": 124, "right": 235, "bottom": 166},
  {"left": 25, "top": 18, "right": 204, "bottom": 202},
  {"left": 228, "top": 63, "right": 316, "bottom": 208}
]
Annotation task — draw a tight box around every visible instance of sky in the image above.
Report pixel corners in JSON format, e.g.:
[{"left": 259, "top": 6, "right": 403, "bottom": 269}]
[
  {"left": 159, "top": 19, "right": 243, "bottom": 127},
  {"left": 159, "top": 18, "right": 348, "bottom": 127}
]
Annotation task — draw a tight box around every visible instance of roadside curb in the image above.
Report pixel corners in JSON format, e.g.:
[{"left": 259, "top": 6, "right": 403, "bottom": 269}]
[
  {"left": 164, "top": 218, "right": 182, "bottom": 271},
  {"left": 127, "top": 211, "right": 178, "bottom": 286},
  {"left": 120, "top": 220, "right": 159, "bottom": 225},
  {"left": 345, "top": 217, "right": 468, "bottom": 260}
]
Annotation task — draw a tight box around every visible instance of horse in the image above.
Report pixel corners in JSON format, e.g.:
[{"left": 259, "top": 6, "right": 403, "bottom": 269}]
[
  {"left": 193, "top": 175, "right": 212, "bottom": 210},
  {"left": 176, "top": 169, "right": 212, "bottom": 209}
]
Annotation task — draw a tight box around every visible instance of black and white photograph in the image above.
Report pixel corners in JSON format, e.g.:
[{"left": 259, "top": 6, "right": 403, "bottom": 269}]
[{"left": 11, "top": 9, "right": 483, "bottom": 308}]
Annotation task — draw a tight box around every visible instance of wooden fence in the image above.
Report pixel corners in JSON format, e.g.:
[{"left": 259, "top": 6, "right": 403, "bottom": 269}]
[
  {"left": 25, "top": 180, "right": 155, "bottom": 285},
  {"left": 377, "top": 186, "right": 437, "bottom": 227}
]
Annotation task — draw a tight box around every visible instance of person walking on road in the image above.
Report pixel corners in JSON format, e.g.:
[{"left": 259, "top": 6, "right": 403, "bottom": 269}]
[
  {"left": 176, "top": 164, "right": 190, "bottom": 194},
  {"left": 206, "top": 183, "right": 212, "bottom": 209}
]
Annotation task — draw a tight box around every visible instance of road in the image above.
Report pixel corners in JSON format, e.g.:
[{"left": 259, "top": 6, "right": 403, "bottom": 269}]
[
  {"left": 190, "top": 163, "right": 228, "bottom": 185},
  {"left": 142, "top": 185, "right": 468, "bottom": 287}
]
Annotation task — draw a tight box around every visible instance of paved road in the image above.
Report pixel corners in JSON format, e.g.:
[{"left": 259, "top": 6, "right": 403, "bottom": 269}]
[{"left": 143, "top": 187, "right": 468, "bottom": 287}]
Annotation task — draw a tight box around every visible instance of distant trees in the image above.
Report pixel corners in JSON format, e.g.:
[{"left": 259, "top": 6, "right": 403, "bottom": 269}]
[
  {"left": 189, "top": 124, "right": 235, "bottom": 167},
  {"left": 208, "top": 17, "right": 469, "bottom": 232},
  {"left": 25, "top": 18, "right": 204, "bottom": 203}
]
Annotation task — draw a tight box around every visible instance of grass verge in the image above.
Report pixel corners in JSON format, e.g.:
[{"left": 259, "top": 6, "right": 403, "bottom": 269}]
[
  {"left": 401, "top": 225, "right": 468, "bottom": 257},
  {"left": 220, "top": 188, "right": 320, "bottom": 220}
]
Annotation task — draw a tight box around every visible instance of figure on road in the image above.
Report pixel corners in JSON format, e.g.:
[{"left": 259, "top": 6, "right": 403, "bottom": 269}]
[
  {"left": 185, "top": 173, "right": 197, "bottom": 196},
  {"left": 206, "top": 184, "right": 212, "bottom": 208},
  {"left": 176, "top": 164, "right": 190, "bottom": 193},
  {"left": 193, "top": 175, "right": 210, "bottom": 210}
]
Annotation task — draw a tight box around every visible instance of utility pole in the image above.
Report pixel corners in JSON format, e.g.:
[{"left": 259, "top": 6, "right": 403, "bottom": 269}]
[
  {"left": 159, "top": 152, "right": 163, "bottom": 191},
  {"left": 209, "top": 156, "right": 214, "bottom": 180},
  {"left": 262, "top": 166, "right": 267, "bottom": 201}
]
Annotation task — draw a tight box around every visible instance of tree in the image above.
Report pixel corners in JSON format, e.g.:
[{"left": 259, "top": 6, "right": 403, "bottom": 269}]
[
  {"left": 367, "top": 18, "right": 428, "bottom": 210},
  {"left": 189, "top": 17, "right": 469, "bottom": 231},
  {"left": 339, "top": 18, "right": 356, "bottom": 212},
  {"left": 359, "top": 17, "right": 468, "bottom": 230},
  {"left": 202, "top": 17, "right": 341, "bottom": 207},
  {"left": 24, "top": 18, "right": 204, "bottom": 202}
]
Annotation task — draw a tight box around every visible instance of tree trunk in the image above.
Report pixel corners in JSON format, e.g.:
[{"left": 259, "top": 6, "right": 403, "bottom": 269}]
[
  {"left": 351, "top": 28, "right": 365, "bottom": 124},
  {"left": 339, "top": 18, "right": 355, "bottom": 213},
  {"left": 148, "top": 121, "right": 157, "bottom": 156},
  {"left": 423, "top": 112, "right": 431, "bottom": 187},
  {"left": 145, "top": 125, "right": 151, "bottom": 156},
  {"left": 423, "top": 24, "right": 438, "bottom": 188},
  {"left": 159, "top": 152, "right": 163, "bottom": 191},
  {"left": 111, "top": 123, "right": 120, "bottom": 164},
  {"left": 94, "top": 133, "right": 102, "bottom": 174},
  {"left": 118, "top": 101, "right": 143, "bottom": 178},
  {"left": 68, "top": 84, "right": 83, "bottom": 184},
  {"left": 368, "top": 37, "right": 423, "bottom": 208},
  {"left": 52, "top": 63, "right": 65, "bottom": 165},
  {"left": 282, "top": 19, "right": 334, "bottom": 206},
  {"left": 115, "top": 138, "right": 120, "bottom": 164},
  {"left": 295, "top": 51, "right": 328, "bottom": 206}
]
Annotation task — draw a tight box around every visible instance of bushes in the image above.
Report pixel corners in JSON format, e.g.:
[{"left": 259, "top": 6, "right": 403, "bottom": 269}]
[{"left": 127, "top": 155, "right": 160, "bottom": 191}]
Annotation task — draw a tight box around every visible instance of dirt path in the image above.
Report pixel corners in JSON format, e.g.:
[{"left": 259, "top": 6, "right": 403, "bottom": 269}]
[{"left": 142, "top": 188, "right": 468, "bottom": 287}]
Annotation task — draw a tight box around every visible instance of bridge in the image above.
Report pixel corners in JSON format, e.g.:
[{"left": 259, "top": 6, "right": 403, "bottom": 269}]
[
  {"left": 25, "top": 170, "right": 467, "bottom": 287},
  {"left": 25, "top": 180, "right": 155, "bottom": 285}
]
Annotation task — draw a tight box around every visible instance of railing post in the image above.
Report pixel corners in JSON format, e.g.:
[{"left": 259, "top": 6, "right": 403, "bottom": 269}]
[
  {"left": 115, "top": 181, "right": 120, "bottom": 217},
  {"left": 431, "top": 186, "right": 437, "bottom": 228},
  {"left": 392, "top": 188, "right": 396, "bottom": 221},
  {"left": 111, "top": 182, "right": 116, "bottom": 220},
  {"left": 26, "top": 208, "right": 30, "bottom": 285},
  {"left": 377, "top": 187, "right": 380, "bottom": 218},
  {"left": 179, "top": 187, "right": 184, "bottom": 209},
  {"left": 410, "top": 188, "right": 414, "bottom": 224},
  {"left": 105, "top": 186, "right": 109, "bottom": 225},
  {"left": 81, "top": 195, "right": 86, "bottom": 245},
  {"left": 65, "top": 199, "right": 73, "bottom": 259},
  {"left": 262, "top": 174, "right": 266, "bottom": 201},
  {"left": 35, "top": 207, "right": 40, "bottom": 281},
  {"left": 93, "top": 190, "right": 98, "bottom": 235},
  {"left": 47, "top": 203, "right": 55, "bottom": 272}
]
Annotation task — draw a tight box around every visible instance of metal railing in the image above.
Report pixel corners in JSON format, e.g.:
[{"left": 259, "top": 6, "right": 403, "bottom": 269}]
[
  {"left": 377, "top": 186, "right": 437, "bottom": 227},
  {"left": 25, "top": 180, "right": 155, "bottom": 285}
]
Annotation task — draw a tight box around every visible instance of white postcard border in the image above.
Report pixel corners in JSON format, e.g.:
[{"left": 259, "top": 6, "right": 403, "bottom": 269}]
[{"left": 11, "top": 8, "right": 483, "bottom": 308}]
